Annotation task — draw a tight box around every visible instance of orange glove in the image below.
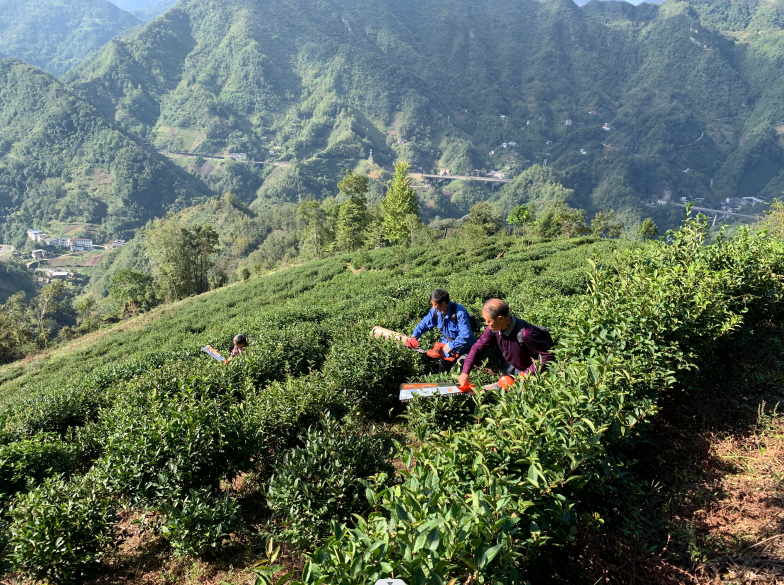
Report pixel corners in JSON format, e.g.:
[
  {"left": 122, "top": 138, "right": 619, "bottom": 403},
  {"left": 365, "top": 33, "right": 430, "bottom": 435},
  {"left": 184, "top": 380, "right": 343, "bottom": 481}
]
[
  {"left": 426, "top": 349, "right": 444, "bottom": 359},
  {"left": 405, "top": 337, "right": 419, "bottom": 349}
]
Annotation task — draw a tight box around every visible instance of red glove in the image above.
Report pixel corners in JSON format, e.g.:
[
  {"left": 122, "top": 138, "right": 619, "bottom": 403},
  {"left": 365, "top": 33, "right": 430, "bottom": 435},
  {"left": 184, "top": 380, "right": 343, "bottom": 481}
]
[{"left": 405, "top": 337, "right": 419, "bottom": 349}]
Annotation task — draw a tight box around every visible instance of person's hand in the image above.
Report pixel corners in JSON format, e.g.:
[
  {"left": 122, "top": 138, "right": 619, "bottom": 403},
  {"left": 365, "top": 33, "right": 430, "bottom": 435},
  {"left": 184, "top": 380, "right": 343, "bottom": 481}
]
[
  {"left": 443, "top": 344, "right": 452, "bottom": 355},
  {"left": 458, "top": 372, "right": 470, "bottom": 387},
  {"left": 405, "top": 337, "right": 419, "bottom": 349}
]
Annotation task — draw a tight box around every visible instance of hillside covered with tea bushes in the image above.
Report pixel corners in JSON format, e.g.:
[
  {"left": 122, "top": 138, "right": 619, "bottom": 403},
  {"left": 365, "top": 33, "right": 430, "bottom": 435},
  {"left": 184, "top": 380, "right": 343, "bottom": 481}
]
[{"left": 0, "top": 215, "right": 781, "bottom": 583}]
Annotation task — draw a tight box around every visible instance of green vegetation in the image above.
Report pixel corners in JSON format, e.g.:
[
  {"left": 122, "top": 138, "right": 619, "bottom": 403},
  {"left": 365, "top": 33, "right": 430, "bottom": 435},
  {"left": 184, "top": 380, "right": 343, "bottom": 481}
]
[
  {"left": 49, "top": 0, "right": 780, "bottom": 234},
  {"left": 0, "top": 0, "right": 140, "bottom": 76},
  {"left": 0, "top": 59, "right": 211, "bottom": 245},
  {"left": 0, "top": 209, "right": 780, "bottom": 582}
]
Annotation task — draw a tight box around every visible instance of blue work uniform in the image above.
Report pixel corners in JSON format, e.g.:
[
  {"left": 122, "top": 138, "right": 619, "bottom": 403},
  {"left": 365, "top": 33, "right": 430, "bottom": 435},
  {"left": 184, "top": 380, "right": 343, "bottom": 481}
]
[{"left": 411, "top": 302, "right": 476, "bottom": 355}]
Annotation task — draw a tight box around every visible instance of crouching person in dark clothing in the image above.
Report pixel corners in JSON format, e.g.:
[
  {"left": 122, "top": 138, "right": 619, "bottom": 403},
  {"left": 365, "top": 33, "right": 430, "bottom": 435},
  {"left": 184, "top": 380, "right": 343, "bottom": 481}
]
[{"left": 458, "top": 298, "right": 553, "bottom": 387}]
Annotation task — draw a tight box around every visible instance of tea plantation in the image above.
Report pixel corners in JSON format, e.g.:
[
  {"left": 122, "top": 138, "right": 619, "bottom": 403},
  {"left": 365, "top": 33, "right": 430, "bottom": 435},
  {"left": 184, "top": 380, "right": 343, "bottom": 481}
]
[{"left": 0, "top": 219, "right": 781, "bottom": 584}]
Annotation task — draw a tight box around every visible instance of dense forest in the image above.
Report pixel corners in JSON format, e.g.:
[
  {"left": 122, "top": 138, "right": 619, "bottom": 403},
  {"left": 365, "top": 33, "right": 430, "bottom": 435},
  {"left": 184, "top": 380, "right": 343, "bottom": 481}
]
[
  {"left": 60, "top": 0, "right": 784, "bottom": 227},
  {"left": 0, "top": 0, "right": 140, "bottom": 76},
  {"left": 0, "top": 0, "right": 780, "bottom": 254},
  {"left": 0, "top": 59, "right": 211, "bottom": 244}
]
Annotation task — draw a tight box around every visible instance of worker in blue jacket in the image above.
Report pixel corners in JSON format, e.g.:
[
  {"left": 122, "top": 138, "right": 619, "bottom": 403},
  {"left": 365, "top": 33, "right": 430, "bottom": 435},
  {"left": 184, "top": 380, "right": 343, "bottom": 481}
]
[{"left": 406, "top": 288, "right": 476, "bottom": 373}]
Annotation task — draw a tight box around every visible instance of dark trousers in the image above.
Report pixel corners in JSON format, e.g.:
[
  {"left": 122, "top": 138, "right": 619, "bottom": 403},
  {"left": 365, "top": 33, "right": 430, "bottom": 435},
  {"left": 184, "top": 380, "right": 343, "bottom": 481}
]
[{"left": 438, "top": 358, "right": 455, "bottom": 374}]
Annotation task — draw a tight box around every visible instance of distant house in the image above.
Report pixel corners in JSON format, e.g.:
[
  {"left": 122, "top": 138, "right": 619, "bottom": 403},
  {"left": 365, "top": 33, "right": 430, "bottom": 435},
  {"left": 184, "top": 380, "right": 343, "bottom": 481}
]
[
  {"left": 588, "top": 111, "right": 597, "bottom": 115},
  {"left": 113, "top": 239, "right": 126, "bottom": 247},
  {"left": 27, "top": 230, "right": 48, "bottom": 242},
  {"left": 580, "top": 149, "right": 588, "bottom": 155},
  {"left": 546, "top": 141, "right": 554, "bottom": 146},
  {"left": 725, "top": 197, "right": 741, "bottom": 207},
  {"left": 501, "top": 143, "right": 508, "bottom": 149},
  {"left": 70, "top": 238, "right": 93, "bottom": 252},
  {"left": 565, "top": 119, "right": 573, "bottom": 126},
  {"left": 603, "top": 123, "right": 611, "bottom": 132},
  {"left": 31, "top": 249, "right": 46, "bottom": 259},
  {"left": 439, "top": 169, "right": 451, "bottom": 176},
  {"left": 11, "top": 251, "right": 21, "bottom": 258},
  {"left": 508, "top": 141, "right": 517, "bottom": 146},
  {"left": 489, "top": 150, "right": 495, "bottom": 156},
  {"left": 47, "top": 269, "right": 69, "bottom": 279},
  {"left": 742, "top": 196, "right": 764, "bottom": 205},
  {"left": 227, "top": 153, "right": 247, "bottom": 162},
  {"left": 656, "top": 199, "right": 668, "bottom": 206}
]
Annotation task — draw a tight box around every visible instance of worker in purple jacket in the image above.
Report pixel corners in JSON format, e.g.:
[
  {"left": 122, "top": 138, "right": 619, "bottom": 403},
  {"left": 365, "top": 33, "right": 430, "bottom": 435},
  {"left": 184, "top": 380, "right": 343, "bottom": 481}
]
[{"left": 458, "top": 298, "right": 553, "bottom": 387}]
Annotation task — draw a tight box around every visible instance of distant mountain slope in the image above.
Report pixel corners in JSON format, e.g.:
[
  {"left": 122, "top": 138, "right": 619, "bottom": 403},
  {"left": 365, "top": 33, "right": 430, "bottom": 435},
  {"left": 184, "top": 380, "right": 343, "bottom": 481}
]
[
  {"left": 108, "top": 0, "right": 161, "bottom": 11},
  {"left": 131, "top": 0, "right": 177, "bottom": 22},
  {"left": 0, "top": 0, "right": 140, "bottom": 76},
  {"left": 56, "top": 0, "right": 784, "bottom": 228},
  {"left": 0, "top": 59, "right": 210, "bottom": 244}
]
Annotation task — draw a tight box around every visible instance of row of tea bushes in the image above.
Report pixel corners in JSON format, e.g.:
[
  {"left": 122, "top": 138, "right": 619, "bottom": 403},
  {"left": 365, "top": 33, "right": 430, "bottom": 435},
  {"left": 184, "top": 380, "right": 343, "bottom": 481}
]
[{"left": 293, "top": 219, "right": 784, "bottom": 584}]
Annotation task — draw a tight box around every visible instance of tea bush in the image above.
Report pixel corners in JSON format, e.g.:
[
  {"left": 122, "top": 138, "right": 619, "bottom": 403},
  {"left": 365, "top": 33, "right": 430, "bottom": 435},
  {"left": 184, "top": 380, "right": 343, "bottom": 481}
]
[
  {"left": 159, "top": 488, "right": 241, "bottom": 557},
  {"left": 267, "top": 416, "right": 395, "bottom": 548},
  {"left": 0, "top": 234, "right": 674, "bottom": 574},
  {"left": 321, "top": 335, "right": 425, "bottom": 419},
  {"left": 0, "top": 385, "right": 110, "bottom": 443},
  {"left": 291, "top": 219, "right": 784, "bottom": 584},
  {"left": 99, "top": 387, "right": 255, "bottom": 505},
  {"left": 5, "top": 474, "right": 116, "bottom": 585},
  {"left": 0, "top": 434, "right": 78, "bottom": 506}
]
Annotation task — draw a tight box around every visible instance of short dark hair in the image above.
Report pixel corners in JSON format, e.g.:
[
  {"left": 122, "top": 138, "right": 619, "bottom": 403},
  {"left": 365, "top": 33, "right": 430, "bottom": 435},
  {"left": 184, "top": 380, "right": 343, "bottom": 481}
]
[
  {"left": 233, "top": 334, "right": 248, "bottom": 345},
  {"left": 482, "top": 298, "right": 510, "bottom": 319},
  {"left": 430, "top": 288, "right": 450, "bottom": 305}
]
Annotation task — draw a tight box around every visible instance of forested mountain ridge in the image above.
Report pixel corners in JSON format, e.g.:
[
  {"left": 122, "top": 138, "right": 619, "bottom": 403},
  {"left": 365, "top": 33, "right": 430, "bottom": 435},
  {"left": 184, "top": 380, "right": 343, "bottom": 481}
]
[
  {"left": 0, "top": 0, "right": 141, "bottom": 76},
  {"left": 0, "top": 58, "right": 211, "bottom": 243},
  {"left": 59, "top": 0, "right": 784, "bottom": 230}
]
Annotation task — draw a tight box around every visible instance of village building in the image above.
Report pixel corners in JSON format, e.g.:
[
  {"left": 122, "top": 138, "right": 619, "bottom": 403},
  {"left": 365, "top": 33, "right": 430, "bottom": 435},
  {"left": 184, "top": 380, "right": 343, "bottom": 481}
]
[{"left": 70, "top": 238, "right": 93, "bottom": 252}]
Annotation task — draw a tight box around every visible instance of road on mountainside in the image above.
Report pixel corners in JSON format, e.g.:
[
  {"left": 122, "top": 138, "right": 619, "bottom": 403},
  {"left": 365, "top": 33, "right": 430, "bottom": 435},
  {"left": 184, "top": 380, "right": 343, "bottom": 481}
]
[
  {"left": 157, "top": 150, "right": 291, "bottom": 167},
  {"left": 415, "top": 173, "right": 512, "bottom": 183},
  {"left": 0, "top": 245, "right": 13, "bottom": 260},
  {"left": 673, "top": 203, "right": 761, "bottom": 220}
]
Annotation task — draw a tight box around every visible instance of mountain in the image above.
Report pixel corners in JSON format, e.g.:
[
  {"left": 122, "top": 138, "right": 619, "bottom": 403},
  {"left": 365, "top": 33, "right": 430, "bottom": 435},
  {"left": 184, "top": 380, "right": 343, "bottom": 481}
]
[
  {"left": 131, "top": 0, "right": 177, "bottom": 22},
  {"left": 0, "top": 58, "right": 211, "bottom": 244},
  {"left": 59, "top": 0, "right": 784, "bottom": 230},
  {"left": 0, "top": 0, "right": 141, "bottom": 76},
  {"left": 107, "top": 0, "right": 162, "bottom": 11}
]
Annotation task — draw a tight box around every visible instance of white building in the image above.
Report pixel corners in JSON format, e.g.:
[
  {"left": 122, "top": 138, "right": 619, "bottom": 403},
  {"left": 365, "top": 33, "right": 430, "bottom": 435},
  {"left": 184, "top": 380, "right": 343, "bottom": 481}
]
[{"left": 69, "top": 238, "right": 93, "bottom": 252}]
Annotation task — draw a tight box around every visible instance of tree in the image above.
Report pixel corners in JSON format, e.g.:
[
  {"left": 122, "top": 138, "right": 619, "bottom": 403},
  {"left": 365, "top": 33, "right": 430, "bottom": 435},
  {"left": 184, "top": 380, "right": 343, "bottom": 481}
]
[
  {"left": 297, "top": 199, "right": 329, "bottom": 259},
  {"left": 145, "top": 216, "right": 221, "bottom": 300},
  {"left": 637, "top": 217, "right": 660, "bottom": 240},
  {"left": 335, "top": 196, "right": 369, "bottom": 251},
  {"left": 109, "top": 269, "right": 158, "bottom": 317},
  {"left": 335, "top": 169, "right": 370, "bottom": 252},
  {"left": 536, "top": 202, "right": 590, "bottom": 239},
  {"left": 381, "top": 162, "right": 419, "bottom": 244},
  {"left": 31, "top": 281, "right": 65, "bottom": 346},
  {"left": 0, "top": 292, "right": 32, "bottom": 364},
  {"left": 465, "top": 202, "right": 503, "bottom": 235},
  {"left": 337, "top": 169, "right": 369, "bottom": 198},
  {"left": 507, "top": 204, "right": 532, "bottom": 235},
  {"left": 591, "top": 210, "right": 625, "bottom": 238}
]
